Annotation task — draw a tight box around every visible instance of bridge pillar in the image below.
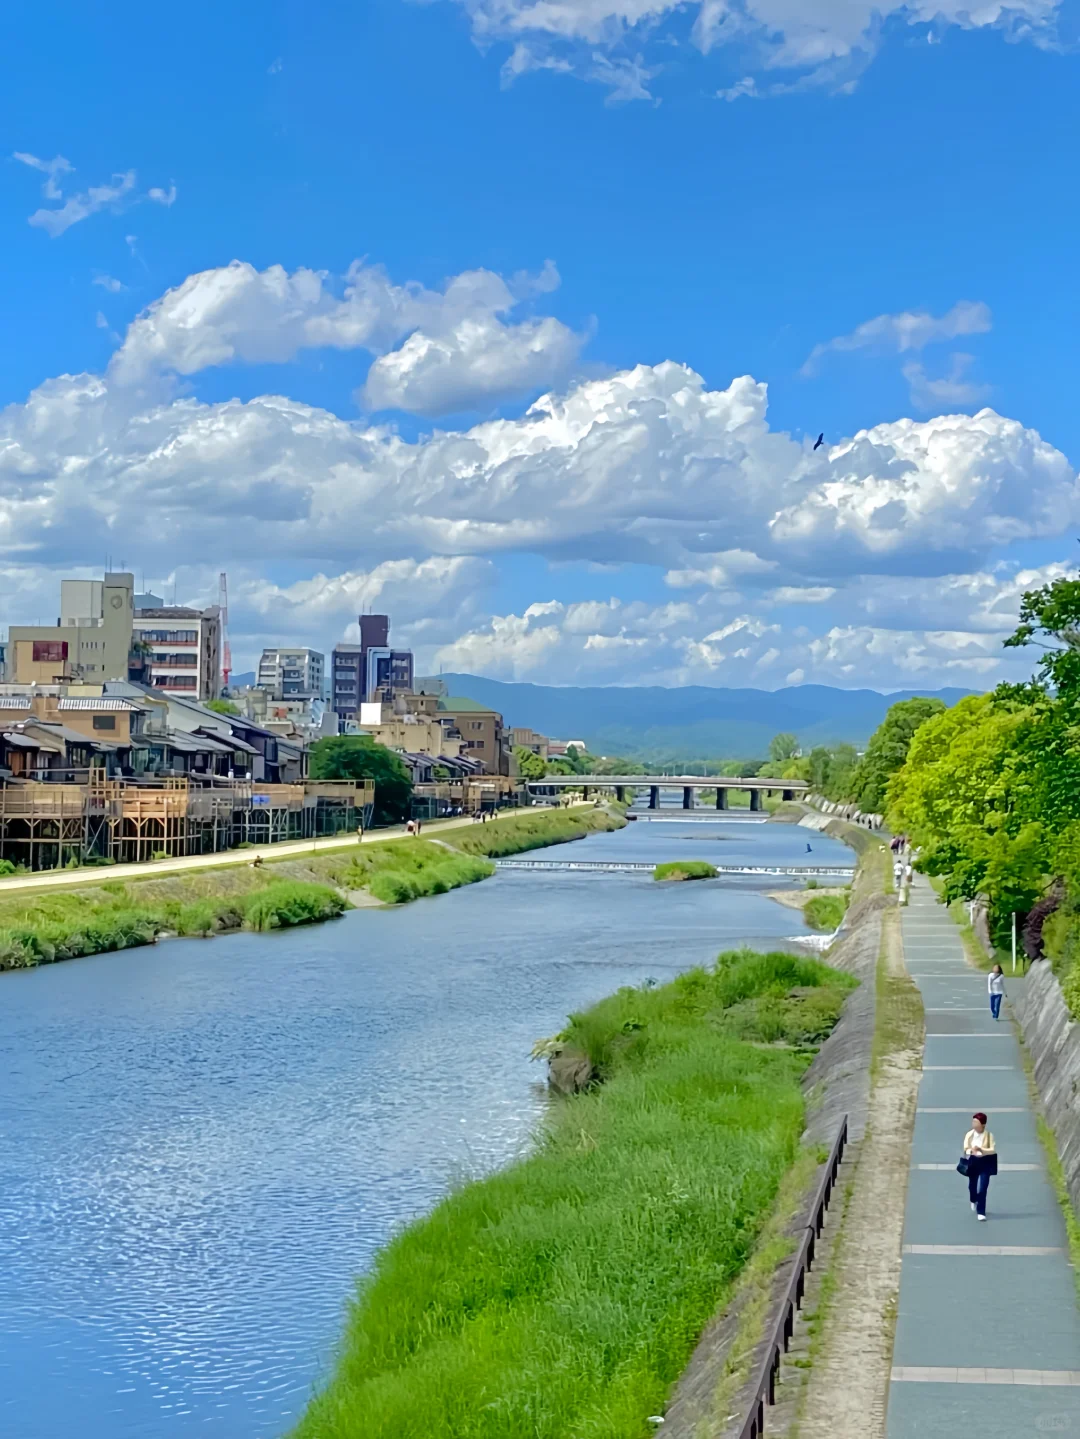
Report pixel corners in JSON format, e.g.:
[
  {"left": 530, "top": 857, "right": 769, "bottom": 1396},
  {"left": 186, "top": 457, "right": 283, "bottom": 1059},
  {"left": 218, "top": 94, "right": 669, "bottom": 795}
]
[
  {"left": 749, "top": 789, "right": 763, "bottom": 812},
  {"left": 715, "top": 787, "right": 728, "bottom": 810},
  {"left": 783, "top": 788, "right": 794, "bottom": 801},
  {"left": 682, "top": 786, "right": 693, "bottom": 810},
  {"left": 582, "top": 785, "right": 590, "bottom": 801},
  {"left": 649, "top": 786, "right": 659, "bottom": 810},
  {"left": 616, "top": 785, "right": 627, "bottom": 804}
]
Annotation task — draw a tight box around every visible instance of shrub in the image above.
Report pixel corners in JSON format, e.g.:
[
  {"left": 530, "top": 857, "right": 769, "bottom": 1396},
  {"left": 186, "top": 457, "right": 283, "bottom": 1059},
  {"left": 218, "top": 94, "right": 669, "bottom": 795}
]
[{"left": 0, "top": 859, "right": 17, "bottom": 877}]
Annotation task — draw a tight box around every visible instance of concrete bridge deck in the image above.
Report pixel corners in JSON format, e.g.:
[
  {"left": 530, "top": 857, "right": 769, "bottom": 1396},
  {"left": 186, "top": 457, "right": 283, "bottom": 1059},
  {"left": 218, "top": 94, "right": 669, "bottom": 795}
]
[{"left": 527, "top": 776, "right": 807, "bottom": 811}]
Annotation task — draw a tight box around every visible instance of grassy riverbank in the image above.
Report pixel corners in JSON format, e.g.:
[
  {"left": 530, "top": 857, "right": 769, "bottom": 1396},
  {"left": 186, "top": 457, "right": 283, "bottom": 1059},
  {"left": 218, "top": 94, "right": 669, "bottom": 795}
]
[
  {"left": 0, "top": 805, "right": 625, "bottom": 971},
  {"left": 292, "top": 949, "right": 856, "bottom": 1439}
]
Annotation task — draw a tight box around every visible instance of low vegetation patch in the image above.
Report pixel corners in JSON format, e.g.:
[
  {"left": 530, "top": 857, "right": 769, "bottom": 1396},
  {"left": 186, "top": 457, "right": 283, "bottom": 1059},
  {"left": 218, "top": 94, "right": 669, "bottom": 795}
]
[
  {"left": 653, "top": 859, "right": 718, "bottom": 882},
  {"left": 292, "top": 947, "right": 856, "bottom": 1439},
  {"left": 803, "top": 892, "right": 848, "bottom": 933},
  {"left": 0, "top": 876, "right": 348, "bottom": 971},
  {"left": 444, "top": 805, "right": 624, "bottom": 859}
]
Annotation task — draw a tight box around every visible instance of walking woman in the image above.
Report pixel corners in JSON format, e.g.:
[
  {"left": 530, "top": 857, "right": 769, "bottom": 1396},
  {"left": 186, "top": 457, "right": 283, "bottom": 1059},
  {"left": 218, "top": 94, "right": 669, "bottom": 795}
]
[
  {"left": 963, "top": 1113, "right": 997, "bottom": 1221},
  {"left": 988, "top": 963, "right": 1005, "bottom": 1021}
]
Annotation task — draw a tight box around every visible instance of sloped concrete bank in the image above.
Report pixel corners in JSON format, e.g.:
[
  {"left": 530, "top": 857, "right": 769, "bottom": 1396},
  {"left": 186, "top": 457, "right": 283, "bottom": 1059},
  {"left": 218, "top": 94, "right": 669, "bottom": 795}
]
[
  {"left": 1012, "top": 961, "right": 1080, "bottom": 1218},
  {"left": 660, "top": 817, "right": 892, "bottom": 1439}
]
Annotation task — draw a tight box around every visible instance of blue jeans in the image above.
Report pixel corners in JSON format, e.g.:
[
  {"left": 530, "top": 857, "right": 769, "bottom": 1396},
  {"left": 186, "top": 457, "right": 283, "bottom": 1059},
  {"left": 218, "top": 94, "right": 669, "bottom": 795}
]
[
  {"left": 990, "top": 993, "right": 1002, "bottom": 1020},
  {"left": 968, "top": 1164, "right": 992, "bottom": 1216}
]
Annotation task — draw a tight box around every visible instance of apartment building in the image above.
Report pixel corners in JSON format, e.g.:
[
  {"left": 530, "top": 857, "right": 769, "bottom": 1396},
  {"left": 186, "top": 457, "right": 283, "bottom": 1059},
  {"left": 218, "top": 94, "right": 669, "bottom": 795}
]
[
  {"left": 9, "top": 572, "right": 136, "bottom": 685},
  {"left": 332, "top": 613, "right": 413, "bottom": 725},
  {"left": 510, "top": 726, "right": 549, "bottom": 760},
  {"left": 133, "top": 598, "right": 222, "bottom": 703},
  {"left": 437, "top": 696, "right": 514, "bottom": 776},
  {"left": 257, "top": 647, "right": 324, "bottom": 700}
]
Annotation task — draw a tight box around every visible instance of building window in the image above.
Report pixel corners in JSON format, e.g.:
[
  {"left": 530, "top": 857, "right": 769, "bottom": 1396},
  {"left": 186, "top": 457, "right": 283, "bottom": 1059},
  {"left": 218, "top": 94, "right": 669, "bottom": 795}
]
[
  {"left": 32, "top": 640, "right": 68, "bottom": 663},
  {"left": 92, "top": 714, "right": 117, "bottom": 731}
]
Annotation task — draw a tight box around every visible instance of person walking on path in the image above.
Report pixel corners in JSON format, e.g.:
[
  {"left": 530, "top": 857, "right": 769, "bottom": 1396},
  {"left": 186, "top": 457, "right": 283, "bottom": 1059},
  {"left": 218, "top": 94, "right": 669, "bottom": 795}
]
[
  {"left": 988, "top": 963, "right": 1006, "bottom": 1021},
  {"left": 963, "top": 1113, "right": 997, "bottom": 1221}
]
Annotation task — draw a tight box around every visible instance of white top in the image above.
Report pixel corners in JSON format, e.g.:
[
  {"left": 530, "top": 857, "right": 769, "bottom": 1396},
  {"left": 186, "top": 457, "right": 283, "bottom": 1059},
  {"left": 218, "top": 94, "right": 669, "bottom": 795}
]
[
  {"left": 988, "top": 972, "right": 1005, "bottom": 994},
  {"left": 964, "top": 1128, "right": 996, "bottom": 1155}
]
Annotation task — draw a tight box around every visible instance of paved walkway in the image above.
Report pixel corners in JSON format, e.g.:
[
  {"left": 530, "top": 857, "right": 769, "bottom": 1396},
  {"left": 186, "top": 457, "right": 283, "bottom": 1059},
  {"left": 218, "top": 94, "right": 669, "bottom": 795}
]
[{"left": 887, "top": 879, "right": 1080, "bottom": 1436}]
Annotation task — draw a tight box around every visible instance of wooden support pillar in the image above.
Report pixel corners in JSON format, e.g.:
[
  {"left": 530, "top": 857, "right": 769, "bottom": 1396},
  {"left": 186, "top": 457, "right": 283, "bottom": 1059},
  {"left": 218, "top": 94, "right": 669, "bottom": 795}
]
[
  {"left": 749, "top": 788, "right": 763, "bottom": 812},
  {"left": 649, "top": 786, "right": 659, "bottom": 810},
  {"left": 682, "top": 786, "right": 693, "bottom": 810},
  {"left": 716, "top": 787, "right": 728, "bottom": 810}
]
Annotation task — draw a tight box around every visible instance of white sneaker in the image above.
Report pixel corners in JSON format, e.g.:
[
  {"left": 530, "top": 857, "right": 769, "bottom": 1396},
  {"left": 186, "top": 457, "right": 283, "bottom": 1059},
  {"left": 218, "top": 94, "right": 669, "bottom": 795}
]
[
  {"left": 971, "top": 1202, "right": 977, "bottom": 1212},
  {"left": 977, "top": 1214, "right": 988, "bottom": 1222}
]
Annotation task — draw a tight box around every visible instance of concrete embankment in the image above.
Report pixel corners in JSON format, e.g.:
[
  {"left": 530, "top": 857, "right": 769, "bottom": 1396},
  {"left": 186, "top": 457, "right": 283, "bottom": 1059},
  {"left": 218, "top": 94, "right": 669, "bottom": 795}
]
[
  {"left": 659, "top": 814, "right": 892, "bottom": 1439},
  {"left": 1012, "top": 960, "right": 1080, "bottom": 1218}
]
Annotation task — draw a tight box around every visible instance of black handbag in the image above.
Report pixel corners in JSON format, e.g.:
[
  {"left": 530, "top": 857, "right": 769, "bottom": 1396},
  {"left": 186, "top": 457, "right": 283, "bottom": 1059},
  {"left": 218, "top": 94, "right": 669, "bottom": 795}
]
[
  {"left": 985, "top": 1153, "right": 998, "bottom": 1176},
  {"left": 957, "top": 1155, "right": 970, "bottom": 1176}
]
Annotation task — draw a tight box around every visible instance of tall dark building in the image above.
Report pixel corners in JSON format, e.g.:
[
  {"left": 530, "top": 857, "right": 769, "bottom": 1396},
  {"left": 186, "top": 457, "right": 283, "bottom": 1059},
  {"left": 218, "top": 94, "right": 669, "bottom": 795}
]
[{"left": 332, "top": 614, "right": 413, "bottom": 725}]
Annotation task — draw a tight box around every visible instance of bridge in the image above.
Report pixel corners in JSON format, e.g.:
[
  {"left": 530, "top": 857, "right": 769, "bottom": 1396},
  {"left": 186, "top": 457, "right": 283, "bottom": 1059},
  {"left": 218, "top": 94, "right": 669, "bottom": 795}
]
[
  {"left": 495, "top": 858, "right": 854, "bottom": 877},
  {"left": 526, "top": 774, "right": 808, "bottom": 812}
]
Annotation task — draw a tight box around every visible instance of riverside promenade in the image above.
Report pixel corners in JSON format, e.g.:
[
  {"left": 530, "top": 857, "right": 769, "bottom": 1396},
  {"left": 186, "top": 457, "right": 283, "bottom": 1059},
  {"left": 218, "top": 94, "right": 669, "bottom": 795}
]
[{"left": 887, "top": 879, "right": 1080, "bottom": 1436}]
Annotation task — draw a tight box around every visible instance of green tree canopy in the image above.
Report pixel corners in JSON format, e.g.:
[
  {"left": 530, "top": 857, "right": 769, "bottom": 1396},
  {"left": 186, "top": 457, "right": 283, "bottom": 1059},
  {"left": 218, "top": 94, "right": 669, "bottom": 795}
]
[
  {"left": 850, "top": 696, "right": 945, "bottom": 813},
  {"left": 308, "top": 736, "right": 412, "bottom": 825},
  {"left": 1004, "top": 572, "right": 1080, "bottom": 703},
  {"left": 205, "top": 698, "right": 240, "bottom": 715},
  {"left": 513, "top": 746, "right": 547, "bottom": 781},
  {"left": 768, "top": 732, "right": 800, "bottom": 764}
]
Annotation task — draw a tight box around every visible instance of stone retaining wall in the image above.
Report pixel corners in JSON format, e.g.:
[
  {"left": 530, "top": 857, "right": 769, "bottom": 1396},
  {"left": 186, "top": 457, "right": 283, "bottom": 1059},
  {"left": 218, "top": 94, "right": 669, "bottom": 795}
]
[{"left": 1011, "top": 961, "right": 1080, "bottom": 1217}]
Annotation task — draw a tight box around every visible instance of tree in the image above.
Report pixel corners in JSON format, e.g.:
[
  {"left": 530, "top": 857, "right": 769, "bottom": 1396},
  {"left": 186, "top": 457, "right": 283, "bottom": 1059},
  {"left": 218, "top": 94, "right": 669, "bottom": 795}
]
[
  {"left": 850, "top": 696, "right": 945, "bottom": 813},
  {"left": 768, "top": 732, "right": 800, "bottom": 764},
  {"left": 514, "top": 746, "right": 547, "bottom": 781},
  {"left": 205, "top": 698, "right": 240, "bottom": 716},
  {"left": 308, "top": 736, "right": 412, "bottom": 825},
  {"left": 1004, "top": 571, "right": 1080, "bottom": 703}
]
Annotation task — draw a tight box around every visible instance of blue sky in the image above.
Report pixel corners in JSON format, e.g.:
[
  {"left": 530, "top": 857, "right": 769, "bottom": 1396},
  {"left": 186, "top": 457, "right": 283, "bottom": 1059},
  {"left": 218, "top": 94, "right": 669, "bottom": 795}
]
[{"left": 1, "top": 0, "right": 1078, "bottom": 689}]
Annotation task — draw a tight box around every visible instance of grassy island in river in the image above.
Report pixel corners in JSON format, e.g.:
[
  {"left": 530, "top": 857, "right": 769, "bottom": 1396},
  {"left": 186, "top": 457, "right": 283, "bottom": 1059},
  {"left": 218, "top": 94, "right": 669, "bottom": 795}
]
[
  {"left": 653, "top": 859, "right": 718, "bottom": 882},
  {"left": 292, "top": 947, "right": 857, "bottom": 1439}
]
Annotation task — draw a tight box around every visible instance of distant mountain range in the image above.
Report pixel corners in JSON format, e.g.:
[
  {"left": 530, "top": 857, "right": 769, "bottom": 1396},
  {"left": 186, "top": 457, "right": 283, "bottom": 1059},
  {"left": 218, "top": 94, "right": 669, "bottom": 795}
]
[{"left": 417, "top": 673, "right": 976, "bottom": 761}]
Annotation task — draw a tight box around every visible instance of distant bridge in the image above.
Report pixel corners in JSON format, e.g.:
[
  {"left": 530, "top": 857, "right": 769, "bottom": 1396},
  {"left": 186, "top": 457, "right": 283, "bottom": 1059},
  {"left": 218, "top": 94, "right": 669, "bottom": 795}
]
[
  {"left": 495, "top": 859, "right": 854, "bottom": 878},
  {"left": 527, "top": 775, "right": 808, "bottom": 812}
]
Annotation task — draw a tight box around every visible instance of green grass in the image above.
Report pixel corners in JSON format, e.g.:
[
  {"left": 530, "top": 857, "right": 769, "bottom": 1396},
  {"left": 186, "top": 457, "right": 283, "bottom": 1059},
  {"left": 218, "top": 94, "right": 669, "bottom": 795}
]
[
  {"left": 292, "top": 948, "right": 857, "bottom": 1439},
  {"left": 444, "top": 805, "right": 624, "bottom": 859},
  {"left": 803, "top": 893, "right": 848, "bottom": 932},
  {"left": 653, "top": 860, "right": 718, "bottom": 882},
  {"left": 0, "top": 877, "right": 348, "bottom": 970}
]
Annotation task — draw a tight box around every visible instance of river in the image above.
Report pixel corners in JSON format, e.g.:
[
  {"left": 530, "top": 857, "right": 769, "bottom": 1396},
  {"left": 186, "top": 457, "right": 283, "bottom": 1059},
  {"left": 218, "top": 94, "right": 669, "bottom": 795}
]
[{"left": 0, "top": 813, "right": 853, "bottom": 1439}]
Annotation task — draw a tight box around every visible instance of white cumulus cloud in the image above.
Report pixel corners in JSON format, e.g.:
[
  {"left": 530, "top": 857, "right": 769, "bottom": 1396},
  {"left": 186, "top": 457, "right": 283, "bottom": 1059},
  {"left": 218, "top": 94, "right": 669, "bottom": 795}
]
[{"left": 109, "top": 257, "right": 584, "bottom": 415}]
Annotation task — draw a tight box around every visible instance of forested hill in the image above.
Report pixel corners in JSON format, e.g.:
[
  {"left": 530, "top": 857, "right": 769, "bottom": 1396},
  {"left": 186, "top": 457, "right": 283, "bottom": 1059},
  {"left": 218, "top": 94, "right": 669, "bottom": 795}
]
[{"left": 415, "top": 675, "right": 975, "bottom": 760}]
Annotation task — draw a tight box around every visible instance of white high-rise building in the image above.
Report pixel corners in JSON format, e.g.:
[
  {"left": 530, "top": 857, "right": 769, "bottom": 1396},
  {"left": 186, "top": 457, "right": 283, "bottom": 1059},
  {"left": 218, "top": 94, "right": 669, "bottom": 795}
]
[
  {"left": 133, "top": 597, "right": 222, "bottom": 702},
  {"left": 256, "top": 647, "right": 325, "bottom": 701}
]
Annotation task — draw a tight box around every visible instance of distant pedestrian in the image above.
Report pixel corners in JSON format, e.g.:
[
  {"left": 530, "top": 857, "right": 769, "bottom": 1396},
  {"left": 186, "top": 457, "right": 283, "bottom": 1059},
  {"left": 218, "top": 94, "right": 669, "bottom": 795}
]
[
  {"left": 962, "top": 1113, "right": 997, "bottom": 1221},
  {"left": 893, "top": 859, "right": 904, "bottom": 887},
  {"left": 988, "top": 964, "right": 1005, "bottom": 1021}
]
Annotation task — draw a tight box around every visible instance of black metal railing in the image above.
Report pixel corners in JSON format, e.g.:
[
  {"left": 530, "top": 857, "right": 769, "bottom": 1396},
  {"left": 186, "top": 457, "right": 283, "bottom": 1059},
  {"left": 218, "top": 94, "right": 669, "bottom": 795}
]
[{"left": 736, "top": 1116, "right": 848, "bottom": 1439}]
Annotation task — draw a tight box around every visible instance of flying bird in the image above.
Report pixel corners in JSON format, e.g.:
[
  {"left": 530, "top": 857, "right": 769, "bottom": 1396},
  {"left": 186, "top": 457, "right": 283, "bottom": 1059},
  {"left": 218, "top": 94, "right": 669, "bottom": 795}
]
[{"left": 813, "top": 432, "right": 824, "bottom": 451}]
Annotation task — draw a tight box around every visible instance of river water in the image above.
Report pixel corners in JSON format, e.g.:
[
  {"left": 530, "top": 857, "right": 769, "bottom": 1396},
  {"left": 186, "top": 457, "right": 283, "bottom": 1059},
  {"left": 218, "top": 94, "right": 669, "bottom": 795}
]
[{"left": 0, "top": 814, "right": 852, "bottom": 1439}]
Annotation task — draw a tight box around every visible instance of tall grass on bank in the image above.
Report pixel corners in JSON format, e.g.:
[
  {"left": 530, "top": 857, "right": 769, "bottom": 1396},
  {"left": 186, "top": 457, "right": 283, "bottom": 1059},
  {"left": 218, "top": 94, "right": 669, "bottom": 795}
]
[
  {"left": 803, "top": 893, "right": 848, "bottom": 932},
  {"left": 445, "top": 805, "right": 624, "bottom": 859},
  {"left": 0, "top": 879, "right": 347, "bottom": 970},
  {"left": 292, "top": 949, "right": 856, "bottom": 1439}
]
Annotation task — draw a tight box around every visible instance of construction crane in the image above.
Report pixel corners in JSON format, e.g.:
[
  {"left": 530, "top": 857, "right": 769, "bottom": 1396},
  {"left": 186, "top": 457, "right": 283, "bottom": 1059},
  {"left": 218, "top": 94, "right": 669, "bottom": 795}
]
[{"left": 219, "top": 571, "right": 232, "bottom": 693}]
